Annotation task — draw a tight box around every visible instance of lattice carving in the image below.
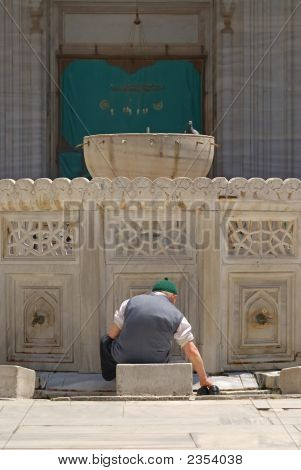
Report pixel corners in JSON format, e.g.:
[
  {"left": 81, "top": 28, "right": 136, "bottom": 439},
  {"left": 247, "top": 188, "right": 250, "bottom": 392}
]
[
  {"left": 227, "top": 220, "right": 295, "bottom": 256},
  {"left": 4, "top": 220, "right": 75, "bottom": 258},
  {"left": 110, "top": 219, "right": 188, "bottom": 258}
]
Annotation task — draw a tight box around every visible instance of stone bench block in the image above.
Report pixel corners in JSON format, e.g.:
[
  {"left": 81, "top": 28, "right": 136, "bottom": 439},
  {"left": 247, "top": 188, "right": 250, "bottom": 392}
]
[
  {"left": 255, "top": 371, "right": 280, "bottom": 390},
  {"left": 116, "top": 363, "right": 193, "bottom": 396},
  {"left": 0, "top": 366, "right": 36, "bottom": 398},
  {"left": 279, "top": 366, "right": 301, "bottom": 394}
]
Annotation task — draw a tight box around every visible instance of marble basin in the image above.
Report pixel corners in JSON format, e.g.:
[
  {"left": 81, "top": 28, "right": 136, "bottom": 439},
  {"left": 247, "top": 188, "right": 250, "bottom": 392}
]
[{"left": 83, "top": 133, "right": 215, "bottom": 179}]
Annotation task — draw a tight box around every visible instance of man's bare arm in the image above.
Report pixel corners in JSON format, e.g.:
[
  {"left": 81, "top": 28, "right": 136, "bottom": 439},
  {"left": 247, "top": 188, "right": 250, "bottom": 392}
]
[
  {"left": 108, "top": 324, "right": 121, "bottom": 340},
  {"left": 182, "top": 341, "right": 213, "bottom": 387}
]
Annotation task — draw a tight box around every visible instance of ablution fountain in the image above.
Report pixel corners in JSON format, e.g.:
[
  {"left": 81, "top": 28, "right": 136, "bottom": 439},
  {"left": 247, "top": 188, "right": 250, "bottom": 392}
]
[
  {"left": 1, "top": 127, "right": 300, "bottom": 381},
  {"left": 83, "top": 132, "right": 215, "bottom": 179}
]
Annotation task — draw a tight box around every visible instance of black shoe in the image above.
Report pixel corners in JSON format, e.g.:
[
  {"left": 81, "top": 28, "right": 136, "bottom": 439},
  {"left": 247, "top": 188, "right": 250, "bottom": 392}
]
[
  {"left": 208, "top": 385, "right": 220, "bottom": 395},
  {"left": 196, "top": 385, "right": 220, "bottom": 396}
]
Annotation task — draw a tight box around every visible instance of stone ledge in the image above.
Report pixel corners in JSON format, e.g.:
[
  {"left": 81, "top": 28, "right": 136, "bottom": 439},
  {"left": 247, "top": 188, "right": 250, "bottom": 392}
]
[
  {"left": 0, "top": 365, "right": 36, "bottom": 398},
  {"left": 1, "top": 177, "right": 301, "bottom": 210},
  {"left": 255, "top": 371, "right": 280, "bottom": 390},
  {"left": 116, "top": 363, "right": 193, "bottom": 396},
  {"left": 49, "top": 391, "right": 282, "bottom": 402}
]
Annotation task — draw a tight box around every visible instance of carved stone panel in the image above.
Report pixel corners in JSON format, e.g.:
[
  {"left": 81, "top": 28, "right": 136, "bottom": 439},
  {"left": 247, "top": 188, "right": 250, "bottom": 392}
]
[
  {"left": 6, "top": 273, "right": 75, "bottom": 364},
  {"left": 228, "top": 273, "right": 294, "bottom": 363},
  {"left": 227, "top": 220, "right": 296, "bottom": 257},
  {"left": 2, "top": 216, "right": 78, "bottom": 260},
  {"left": 242, "top": 288, "right": 279, "bottom": 347},
  {"left": 24, "top": 288, "right": 60, "bottom": 346},
  {"left": 105, "top": 208, "right": 195, "bottom": 264}
]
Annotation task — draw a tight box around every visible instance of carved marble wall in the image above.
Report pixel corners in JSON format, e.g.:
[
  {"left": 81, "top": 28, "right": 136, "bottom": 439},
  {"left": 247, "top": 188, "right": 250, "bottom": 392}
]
[
  {"left": 0, "top": 176, "right": 301, "bottom": 373},
  {"left": 0, "top": 206, "right": 81, "bottom": 370}
]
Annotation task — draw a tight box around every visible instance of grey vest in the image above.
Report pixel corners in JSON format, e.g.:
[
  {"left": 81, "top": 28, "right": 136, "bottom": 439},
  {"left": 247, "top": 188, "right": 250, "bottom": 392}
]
[{"left": 111, "top": 293, "right": 183, "bottom": 364}]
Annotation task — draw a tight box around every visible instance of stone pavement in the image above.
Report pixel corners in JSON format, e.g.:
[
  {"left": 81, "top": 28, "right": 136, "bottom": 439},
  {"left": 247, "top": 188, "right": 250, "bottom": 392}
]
[{"left": 0, "top": 397, "right": 301, "bottom": 449}]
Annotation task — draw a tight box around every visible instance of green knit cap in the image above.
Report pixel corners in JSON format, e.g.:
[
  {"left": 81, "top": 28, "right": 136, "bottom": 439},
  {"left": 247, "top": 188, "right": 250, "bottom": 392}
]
[{"left": 152, "top": 277, "right": 178, "bottom": 295}]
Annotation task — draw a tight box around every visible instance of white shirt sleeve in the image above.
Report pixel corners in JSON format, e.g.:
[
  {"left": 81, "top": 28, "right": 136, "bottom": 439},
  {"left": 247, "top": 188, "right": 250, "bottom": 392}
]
[
  {"left": 113, "top": 299, "right": 130, "bottom": 329},
  {"left": 174, "top": 316, "right": 194, "bottom": 347}
]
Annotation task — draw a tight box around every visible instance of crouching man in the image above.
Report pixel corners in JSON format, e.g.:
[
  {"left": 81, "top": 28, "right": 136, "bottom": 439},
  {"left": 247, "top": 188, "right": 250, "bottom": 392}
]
[{"left": 100, "top": 278, "right": 219, "bottom": 395}]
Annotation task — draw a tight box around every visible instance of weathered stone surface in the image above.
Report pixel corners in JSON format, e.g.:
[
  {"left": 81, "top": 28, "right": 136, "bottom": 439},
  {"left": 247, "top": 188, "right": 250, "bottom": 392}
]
[
  {"left": 0, "top": 366, "right": 36, "bottom": 399},
  {"left": 279, "top": 367, "right": 301, "bottom": 394},
  {"left": 193, "top": 375, "right": 243, "bottom": 391},
  {"left": 34, "top": 371, "right": 257, "bottom": 395},
  {"left": 191, "top": 425, "right": 298, "bottom": 450},
  {"left": 36, "top": 372, "right": 116, "bottom": 392},
  {"left": 255, "top": 371, "right": 280, "bottom": 390},
  {"left": 5, "top": 426, "right": 196, "bottom": 449},
  {"left": 1, "top": 397, "right": 301, "bottom": 449},
  {"left": 116, "top": 364, "right": 192, "bottom": 396}
]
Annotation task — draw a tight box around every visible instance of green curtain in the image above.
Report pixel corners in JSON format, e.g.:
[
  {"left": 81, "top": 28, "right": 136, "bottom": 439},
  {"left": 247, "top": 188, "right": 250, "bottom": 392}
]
[
  {"left": 59, "top": 152, "right": 91, "bottom": 180},
  {"left": 59, "top": 59, "right": 202, "bottom": 177}
]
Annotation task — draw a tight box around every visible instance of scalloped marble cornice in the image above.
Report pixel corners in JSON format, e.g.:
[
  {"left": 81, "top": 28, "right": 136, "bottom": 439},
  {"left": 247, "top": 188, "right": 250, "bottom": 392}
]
[{"left": 1, "top": 177, "right": 301, "bottom": 210}]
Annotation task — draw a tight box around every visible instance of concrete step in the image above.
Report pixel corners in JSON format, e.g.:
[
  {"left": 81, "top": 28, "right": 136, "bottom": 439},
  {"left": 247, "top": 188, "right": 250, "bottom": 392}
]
[
  {"left": 0, "top": 365, "right": 36, "bottom": 399},
  {"left": 116, "top": 363, "right": 192, "bottom": 396},
  {"left": 279, "top": 366, "right": 301, "bottom": 393},
  {"left": 46, "top": 389, "right": 278, "bottom": 402}
]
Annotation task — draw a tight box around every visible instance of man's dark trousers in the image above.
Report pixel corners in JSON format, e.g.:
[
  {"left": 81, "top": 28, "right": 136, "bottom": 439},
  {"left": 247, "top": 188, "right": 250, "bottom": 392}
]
[{"left": 100, "top": 335, "right": 117, "bottom": 381}]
